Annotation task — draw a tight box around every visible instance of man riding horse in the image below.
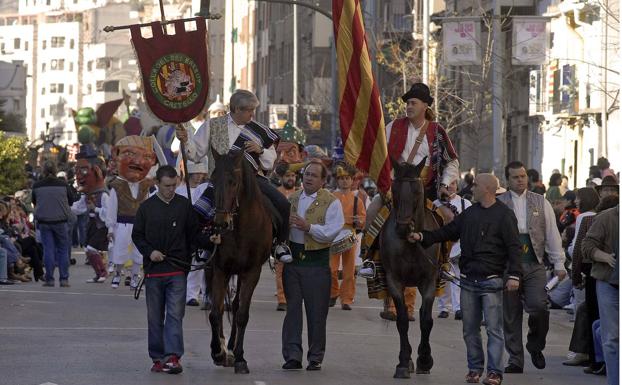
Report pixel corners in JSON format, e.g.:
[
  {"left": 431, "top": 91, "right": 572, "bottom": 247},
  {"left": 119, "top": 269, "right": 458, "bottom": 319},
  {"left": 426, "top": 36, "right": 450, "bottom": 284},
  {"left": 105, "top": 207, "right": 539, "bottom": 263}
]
[
  {"left": 175, "top": 89, "right": 293, "bottom": 263},
  {"left": 359, "top": 82, "right": 460, "bottom": 280}
]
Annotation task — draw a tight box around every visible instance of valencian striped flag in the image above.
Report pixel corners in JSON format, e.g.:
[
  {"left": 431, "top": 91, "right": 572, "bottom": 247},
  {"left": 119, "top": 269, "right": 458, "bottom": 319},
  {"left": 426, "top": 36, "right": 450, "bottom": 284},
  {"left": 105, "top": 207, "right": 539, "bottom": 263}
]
[{"left": 332, "top": 0, "right": 391, "bottom": 193}]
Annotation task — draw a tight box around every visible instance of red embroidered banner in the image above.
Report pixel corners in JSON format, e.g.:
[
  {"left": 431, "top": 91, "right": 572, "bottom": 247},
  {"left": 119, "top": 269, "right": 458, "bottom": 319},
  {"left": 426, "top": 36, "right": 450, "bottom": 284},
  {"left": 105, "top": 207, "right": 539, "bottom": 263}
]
[{"left": 130, "top": 19, "right": 209, "bottom": 123}]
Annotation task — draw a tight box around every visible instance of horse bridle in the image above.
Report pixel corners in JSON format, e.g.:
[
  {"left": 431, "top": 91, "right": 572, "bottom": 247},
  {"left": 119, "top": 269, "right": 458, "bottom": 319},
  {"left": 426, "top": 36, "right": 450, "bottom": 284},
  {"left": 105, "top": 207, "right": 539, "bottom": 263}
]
[
  {"left": 214, "top": 167, "right": 242, "bottom": 233},
  {"left": 393, "top": 176, "right": 422, "bottom": 228}
]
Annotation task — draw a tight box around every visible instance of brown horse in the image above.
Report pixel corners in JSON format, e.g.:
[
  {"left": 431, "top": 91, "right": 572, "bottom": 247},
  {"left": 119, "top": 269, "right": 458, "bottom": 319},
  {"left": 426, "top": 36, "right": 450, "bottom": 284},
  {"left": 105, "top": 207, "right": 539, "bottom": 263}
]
[
  {"left": 208, "top": 150, "right": 273, "bottom": 374},
  {"left": 379, "top": 158, "right": 441, "bottom": 378}
]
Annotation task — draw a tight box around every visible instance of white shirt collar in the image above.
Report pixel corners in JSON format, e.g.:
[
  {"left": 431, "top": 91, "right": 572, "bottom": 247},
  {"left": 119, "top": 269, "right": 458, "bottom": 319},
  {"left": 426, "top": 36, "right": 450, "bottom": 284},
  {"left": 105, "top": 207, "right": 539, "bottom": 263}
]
[
  {"left": 510, "top": 189, "right": 527, "bottom": 199},
  {"left": 301, "top": 190, "right": 318, "bottom": 199},
  {"left": 227, "top": 114, "right": 245, "bottom": 128}
]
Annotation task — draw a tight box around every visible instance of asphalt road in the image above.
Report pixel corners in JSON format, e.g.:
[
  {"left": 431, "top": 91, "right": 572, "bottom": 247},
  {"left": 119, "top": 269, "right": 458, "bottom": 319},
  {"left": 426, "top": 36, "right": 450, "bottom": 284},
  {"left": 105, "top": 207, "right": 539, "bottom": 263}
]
[{"left": 0, "top": 250, "right": 607, "bottom": 385}]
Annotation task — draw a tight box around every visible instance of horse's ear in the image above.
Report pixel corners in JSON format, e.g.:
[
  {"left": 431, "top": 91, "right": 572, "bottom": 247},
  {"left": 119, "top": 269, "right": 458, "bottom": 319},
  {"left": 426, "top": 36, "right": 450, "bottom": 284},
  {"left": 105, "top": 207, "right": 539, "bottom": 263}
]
[{"left": 414, "top": 156, "right": 427, "bottom": 177}]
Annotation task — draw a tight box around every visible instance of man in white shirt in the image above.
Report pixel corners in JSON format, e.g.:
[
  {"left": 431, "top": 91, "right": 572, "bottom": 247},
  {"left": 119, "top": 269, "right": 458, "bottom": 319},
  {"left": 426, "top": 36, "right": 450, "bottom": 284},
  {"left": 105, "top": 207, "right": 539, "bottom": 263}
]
[
  {"left": 281, "top": 160, "right": 344, "bottom": 371},
  {"left": 498, "top": 161, "right": 566, "bottom": 373},
  {"left": 174, "top": 160, "right": 210, "bottom": 307},
  {"left": 434, "top": 178, "right": 471, "bottom": 320}
]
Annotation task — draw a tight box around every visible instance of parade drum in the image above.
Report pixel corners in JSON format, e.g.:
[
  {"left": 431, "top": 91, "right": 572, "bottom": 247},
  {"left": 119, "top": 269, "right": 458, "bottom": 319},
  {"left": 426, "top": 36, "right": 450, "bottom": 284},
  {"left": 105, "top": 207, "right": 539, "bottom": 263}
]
[{"left": 330, "top": 229, "right": 357, "bottom": 255}]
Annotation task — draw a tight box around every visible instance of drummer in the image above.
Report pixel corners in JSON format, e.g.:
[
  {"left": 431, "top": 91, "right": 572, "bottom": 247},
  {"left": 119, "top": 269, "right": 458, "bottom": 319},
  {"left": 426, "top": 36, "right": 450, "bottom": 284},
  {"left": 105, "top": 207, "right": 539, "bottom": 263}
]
[{"left": 329, "top": 161, "right": 367, "bottom": 310}]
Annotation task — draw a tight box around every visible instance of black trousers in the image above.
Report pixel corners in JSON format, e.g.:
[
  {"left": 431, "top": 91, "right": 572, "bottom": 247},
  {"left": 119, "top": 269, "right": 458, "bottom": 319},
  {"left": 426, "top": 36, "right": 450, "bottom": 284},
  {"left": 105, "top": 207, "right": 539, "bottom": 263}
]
[
  {"left": 282, "top": 263, "right": 331, "bottom": 363},
  {"left": 256, "top": 175, "right": 290, "bottom": 244}
]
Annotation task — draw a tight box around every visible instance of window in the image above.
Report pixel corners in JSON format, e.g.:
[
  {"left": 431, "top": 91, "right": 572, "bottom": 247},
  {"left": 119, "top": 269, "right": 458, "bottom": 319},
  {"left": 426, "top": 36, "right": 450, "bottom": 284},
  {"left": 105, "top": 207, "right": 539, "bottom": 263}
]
[
  {"left": 1, "top": 43, "right": 4, "bottom": 53},
  {"left": 41, "top": 87, "right": 45, "bottom": 95},
  {"left": 69, "top": 39, "right": 74, "bottom": 49},
  {"left": 41, "top": 108, "right": 45, "bottom": 118},
  {"left": 86, "top": 84, "right": 92, "bottom": 94},
  {"left": 50, "top": 59, "right": 65, "bottom": 70},
  {"left": 46, "top": 0, "right": 50, "bottom": 6},
  {"left": 51, "top": 37, "right": 65, "bottom": 48},
  {"left": 49, "top": 83, "right": 64, "bottom": 93},
  {"left": 96, "top": 80, "right": 104, "bottom": 91},
  {"left": 41, "top": 63, "right": 46, "bottom": 72},
  {"left": 96, "top": 57, "right": 110, "bottom": 69},
  {"left": 14, "top": 99, "right": 20, "bottom": 113},
  {"left": 103, "top": 80, "right": 119, "bottom": 92},
  {"left": 25, "top": 41, "right": 28, "bottom": 51},
  {"left": 87, "top": 61, "right": 93, "bottom": 71},
  {"left": 42, "top": 40, "right": 46, "bottom": 49},
  {"left": 69, "top": 62, "right": 73, "bottom": 71},
  {"left": 14, "top": 38, "right": 20, "bottom": 49},
  {"left": 69, "top": 84, "right": 73, "bottom": 94}
]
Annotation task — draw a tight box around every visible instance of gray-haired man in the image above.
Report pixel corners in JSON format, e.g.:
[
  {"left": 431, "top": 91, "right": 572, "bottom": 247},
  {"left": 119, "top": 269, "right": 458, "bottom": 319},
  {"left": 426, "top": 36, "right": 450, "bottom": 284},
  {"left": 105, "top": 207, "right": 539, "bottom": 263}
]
[{"left": 175, "top": 89, "right": 292, "bottom": 262}]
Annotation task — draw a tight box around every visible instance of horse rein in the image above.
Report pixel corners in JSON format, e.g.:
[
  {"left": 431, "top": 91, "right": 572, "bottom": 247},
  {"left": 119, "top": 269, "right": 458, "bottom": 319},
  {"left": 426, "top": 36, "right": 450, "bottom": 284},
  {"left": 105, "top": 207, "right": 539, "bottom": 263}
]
[
  {"left": 133, "top": 246, "right": 219, "bottom": 300},
  {"left": 391, "top": 178, "right": 504, "bottom": 294}
]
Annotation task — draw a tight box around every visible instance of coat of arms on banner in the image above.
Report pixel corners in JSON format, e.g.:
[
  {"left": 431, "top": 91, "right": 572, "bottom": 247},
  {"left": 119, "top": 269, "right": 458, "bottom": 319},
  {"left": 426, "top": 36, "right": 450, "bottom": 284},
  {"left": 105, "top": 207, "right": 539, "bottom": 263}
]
[{"left": 130, "top": 19, "right": 210, "bottom": 123}]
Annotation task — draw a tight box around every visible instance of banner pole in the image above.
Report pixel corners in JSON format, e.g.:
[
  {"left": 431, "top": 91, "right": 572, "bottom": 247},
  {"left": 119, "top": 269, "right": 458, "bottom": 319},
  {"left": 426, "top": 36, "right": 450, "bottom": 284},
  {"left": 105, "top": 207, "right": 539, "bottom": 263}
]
[{"left": 177, "top": 124, "right": 193, "bottom": 203}]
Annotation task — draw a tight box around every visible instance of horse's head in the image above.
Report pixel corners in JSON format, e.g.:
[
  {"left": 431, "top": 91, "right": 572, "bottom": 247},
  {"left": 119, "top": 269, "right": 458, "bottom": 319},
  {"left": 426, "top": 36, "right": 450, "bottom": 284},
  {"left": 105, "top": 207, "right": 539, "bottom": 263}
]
[
  {"left": 391, "top": 157, "right": 427, "bottom": 239},
  {"left": 211, "top": 149, "right": 244, "bottom": 231}
]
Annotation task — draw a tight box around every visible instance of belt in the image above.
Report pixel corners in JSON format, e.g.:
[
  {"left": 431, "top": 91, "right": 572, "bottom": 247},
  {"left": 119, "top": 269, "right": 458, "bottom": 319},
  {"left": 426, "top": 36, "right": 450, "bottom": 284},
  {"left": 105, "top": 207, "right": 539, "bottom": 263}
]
[
  {"left": 117, "top": 215, "right": 135, "bottom": 224},
  {"left": 145, "top": 271, "right": 184, "bottom": 278},
  {"left": 460, "top": 273, "right": 500, "bottom": 283}
]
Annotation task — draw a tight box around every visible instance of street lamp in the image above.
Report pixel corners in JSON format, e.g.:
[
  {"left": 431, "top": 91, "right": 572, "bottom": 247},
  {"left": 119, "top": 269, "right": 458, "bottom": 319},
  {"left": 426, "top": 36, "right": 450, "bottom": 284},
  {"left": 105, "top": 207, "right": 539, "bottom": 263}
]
[{"left": 250, "top": 0, "right": 337, "bottom": 150}]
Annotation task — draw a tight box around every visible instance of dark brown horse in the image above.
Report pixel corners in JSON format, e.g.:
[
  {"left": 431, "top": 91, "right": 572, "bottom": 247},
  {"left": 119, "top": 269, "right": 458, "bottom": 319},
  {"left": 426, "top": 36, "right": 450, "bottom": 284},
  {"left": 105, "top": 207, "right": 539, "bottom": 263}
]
[
  {"left": 380, "top": 158, "right": 441, "bottom": 378},
  {"left": 208, "top": 150, "right": 273, "bottom": 374}
]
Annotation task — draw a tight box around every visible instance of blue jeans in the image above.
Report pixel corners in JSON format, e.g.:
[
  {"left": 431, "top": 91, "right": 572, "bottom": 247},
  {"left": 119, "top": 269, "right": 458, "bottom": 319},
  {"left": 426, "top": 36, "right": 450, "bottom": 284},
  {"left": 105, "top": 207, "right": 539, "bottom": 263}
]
[
  {"left": 145, "top": 273, "right": 187, "bottom": 362},
  {"left": 0, "top": 248, "right": 7, "bottom": 280},
  {"left": 39, "top": 222, "right": 70, "bottom": 282},
  {"left": 592, "top": 319, "right": 604, "bottom": 363},
  {"left": 460, "top": 277, "right": 505, "bottom": 375},
  {"left": 596, "top": 280, "right": 618, "bottom": 385}
]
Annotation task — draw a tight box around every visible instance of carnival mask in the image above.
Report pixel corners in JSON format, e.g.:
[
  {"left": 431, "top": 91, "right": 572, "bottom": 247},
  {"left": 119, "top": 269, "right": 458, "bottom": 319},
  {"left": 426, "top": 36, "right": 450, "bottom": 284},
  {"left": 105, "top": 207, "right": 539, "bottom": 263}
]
[
  {"left": 75, "top": 158, "right": 104, "bottom": 193},
  {"left": 116, "top": 145, "right": 156, "bottom": 183}
]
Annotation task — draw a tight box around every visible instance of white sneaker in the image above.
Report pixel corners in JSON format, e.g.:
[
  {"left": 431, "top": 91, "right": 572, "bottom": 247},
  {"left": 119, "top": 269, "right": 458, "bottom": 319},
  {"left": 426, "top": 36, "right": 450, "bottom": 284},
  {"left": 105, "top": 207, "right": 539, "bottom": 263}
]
[
  {"left": 111, "top": 274, "right": 121, "bottom": 288},
  {"left": 358, "top": 267, "right": 375, "bottom": 279},
  {"left": 107, "top": 262, "right": 114, "bottom": 274},
  {"left": 275, "top": 244, "right": 293, "bottom": 264},
  {"left": 130, "top": 274, "right": 139, "bottom": 289},
  {"left": 96, "top": 276, "right": 107, "bottom": 283}
]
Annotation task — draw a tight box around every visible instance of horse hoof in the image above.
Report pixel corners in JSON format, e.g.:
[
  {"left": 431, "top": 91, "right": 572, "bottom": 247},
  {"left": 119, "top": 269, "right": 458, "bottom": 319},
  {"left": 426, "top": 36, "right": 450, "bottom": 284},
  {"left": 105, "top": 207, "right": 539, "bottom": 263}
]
[
  {"left": 408, "top": 359, "right": 415, "bottom": 373},
  {"left": 393, "top": 367, "right": 411, "bottom": 379},
  {"left": 416, "top": 355, "right": 433, "bottom": 373},
  {"left": 234, "top": 361, "right": 249, "bottom": 374},
  {"left": 213, "top": 356, "right": 226, "bottom": 367},
  {"left": 225, "top": 354, "right": 235, "bottom": 367}
]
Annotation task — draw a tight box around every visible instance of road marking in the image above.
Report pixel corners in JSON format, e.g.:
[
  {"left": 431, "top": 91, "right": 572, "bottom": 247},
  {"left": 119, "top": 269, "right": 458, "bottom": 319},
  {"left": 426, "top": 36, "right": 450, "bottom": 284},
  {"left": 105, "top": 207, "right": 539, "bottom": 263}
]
[
  {"left": 39, "top": 382, "right": 59, "bottom": 385},
  {"left": 255, "top": 381, "right": 267, "bottom": 385},
  {"left": 0, "top": 326, "right": 402, "bottom": 338},
  {"left": 0, "top": 288, "right": 385, "bottom": 309}
]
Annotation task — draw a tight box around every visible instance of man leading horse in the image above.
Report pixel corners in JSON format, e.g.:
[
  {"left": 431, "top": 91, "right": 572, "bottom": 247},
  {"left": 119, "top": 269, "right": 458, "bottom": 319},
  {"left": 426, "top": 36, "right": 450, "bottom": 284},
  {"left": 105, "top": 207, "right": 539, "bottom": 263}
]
[{"left": 175, "top": 89, "right": 293, "bottom": 263}]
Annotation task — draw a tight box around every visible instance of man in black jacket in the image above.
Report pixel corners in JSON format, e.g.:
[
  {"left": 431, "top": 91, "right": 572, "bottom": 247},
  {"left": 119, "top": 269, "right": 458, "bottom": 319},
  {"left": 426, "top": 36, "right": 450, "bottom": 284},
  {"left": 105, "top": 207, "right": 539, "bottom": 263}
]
[
  {"left": 132, "top": 165, "right": 211, "bottom": 375},
  {"left": 410, "top": 174, "right": 522, "bottom": 385},
  {"left": 32, "top": 161, "right": 75, "bottom": 287}
]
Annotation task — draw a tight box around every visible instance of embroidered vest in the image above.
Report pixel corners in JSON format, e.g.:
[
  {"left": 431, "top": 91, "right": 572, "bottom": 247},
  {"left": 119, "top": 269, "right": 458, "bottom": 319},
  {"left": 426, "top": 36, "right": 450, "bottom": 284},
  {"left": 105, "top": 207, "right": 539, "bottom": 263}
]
[
  {"left": 289, "top": 188, "right": 337, "bottom": 251},
  {"left": 109, "top": 179, "right": 151, "bottom": 223},
  {"left": 498, "top": 191, "right": 547, "bottom": 262},
  {"left": 207, "top": 115, "right": 231, "bottom": 177}
]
